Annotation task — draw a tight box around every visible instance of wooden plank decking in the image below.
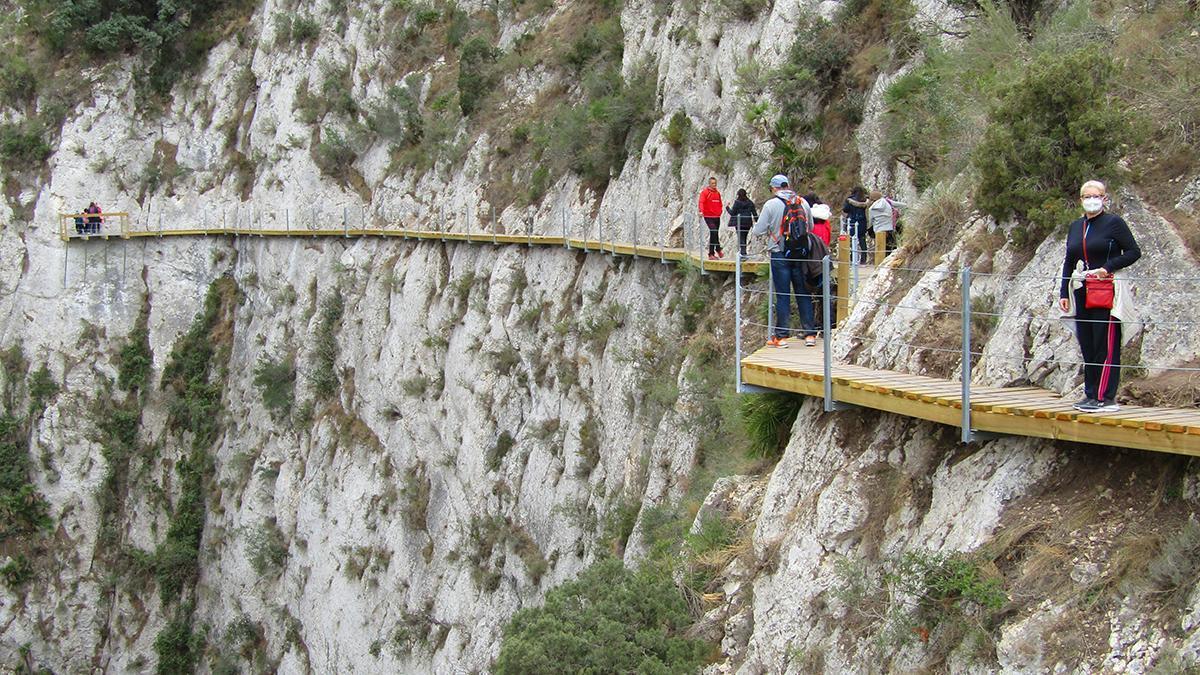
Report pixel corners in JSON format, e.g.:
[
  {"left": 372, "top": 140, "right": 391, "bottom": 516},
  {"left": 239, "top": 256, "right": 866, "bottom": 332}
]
[{"left": 741, "top": 344, "right": 1200, "bottom": 456}]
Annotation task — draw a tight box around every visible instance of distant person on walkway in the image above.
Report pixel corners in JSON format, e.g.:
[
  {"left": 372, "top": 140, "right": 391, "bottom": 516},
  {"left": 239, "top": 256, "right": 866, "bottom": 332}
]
[
  {"left": 1058, "top": 180, "right": 1141, "bottom": 413},
  {"left": 751, "top": 174, "right": 816, "bottom": 348},
  {"left": 810, "top": 203, "right": 832, "bottom": 247},
  {"left": 74, "top": 205, "right": 86, "bottom": 235},
  {"left": 868, "top": 190, "right": 905, "bottom": 254},
  {"left": 725, "top": 188, "right": 758, "bottom": 258},
  {"left": 843, "top": 186, "right": 869, "bottom": 263},
  {"left": 84, "top": 201, "right": 102, "bottom": 234},
  {"left": 698, "top": 177, "right": 724, "bottom": 259}
]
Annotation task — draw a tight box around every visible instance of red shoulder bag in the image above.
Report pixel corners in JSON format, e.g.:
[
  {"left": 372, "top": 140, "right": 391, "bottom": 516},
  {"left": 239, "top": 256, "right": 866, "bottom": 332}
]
[{"left": 1082, "top": 224, "right": 1114, "bottom": 310}]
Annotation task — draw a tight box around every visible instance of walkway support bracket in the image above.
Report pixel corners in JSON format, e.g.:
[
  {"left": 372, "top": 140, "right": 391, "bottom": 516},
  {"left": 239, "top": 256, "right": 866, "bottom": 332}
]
[{"left": 960, "top": 266, "right": 998, "bottom": 443}]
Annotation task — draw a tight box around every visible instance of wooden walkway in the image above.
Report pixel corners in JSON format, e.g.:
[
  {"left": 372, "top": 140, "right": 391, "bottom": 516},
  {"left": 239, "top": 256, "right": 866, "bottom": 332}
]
[
  {"left": 57, "top": 218, "right": 768, "bottom": 275},
  {"left": 61, "top": 214, "right": 1200, "bottom": 456},
  {"left": 742, "top": 345, "right": 1200, "bottom": 456}
]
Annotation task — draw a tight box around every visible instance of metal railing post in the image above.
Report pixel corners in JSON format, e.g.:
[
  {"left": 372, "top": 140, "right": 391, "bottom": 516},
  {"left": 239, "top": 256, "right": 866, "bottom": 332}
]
[
  {"left": 961, "top": 266, "right": 973, "bottom": 443},
  {"left": 736, "top": 245, "right": 745, "bottom": 392},
  {"left": 440, "top": 204, "right": 446, "bottom": 242},
  {"left": 562, "top": 205, "right": 568, "bottom": 248},
  {"left": 466, "top": 206, "right": 472, "bottom": 243},
  {"left": 343, "top": 206, "right": 348, "bottom": 237},
  {"left": 492, "top": 204, "right": 497, "bottom": 245},
  {"left": 822, "top": 255, "right": 835, "bottom": 411}
]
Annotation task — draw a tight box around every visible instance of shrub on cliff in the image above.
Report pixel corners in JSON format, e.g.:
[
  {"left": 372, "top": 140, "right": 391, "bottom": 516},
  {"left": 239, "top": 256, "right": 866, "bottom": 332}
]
[
  {"left": 494, "top": 557, "right": 706, "bottom": 673},
  {"left": 973, "top": 46, "right": 1131, "bottom": 242}
]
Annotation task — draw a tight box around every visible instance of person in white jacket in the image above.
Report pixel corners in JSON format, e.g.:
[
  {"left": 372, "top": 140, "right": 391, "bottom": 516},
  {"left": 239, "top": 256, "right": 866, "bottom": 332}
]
[{"left": 867, "top": 190, "right": 906, "bottom": 255}]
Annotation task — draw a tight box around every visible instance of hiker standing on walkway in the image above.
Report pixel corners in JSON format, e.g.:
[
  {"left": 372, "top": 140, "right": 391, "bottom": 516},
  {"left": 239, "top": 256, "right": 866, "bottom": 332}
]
[
  {"left": 725, "top": 188, "right": 757, "bottom": 258},
  {"left": 1058, "top": 180, "right": 1141, "bottom": 413},
  {"left": 867, "top": 190, "right": 904, "bottom": 255},
  {"left": 843, "top": 186, "right": 869, "bottom": 263},
  {"left": 85, "top": 202, "right": 102, "bottom": 234},
  {"left": 810, "top": 203, "right": 832, "bottom": 247},
  {"left": 751, "top": 174, "right": 816, "bottom": 348},
  {"left": 698, "top": 177, "right": 724, "bottom": 259}
]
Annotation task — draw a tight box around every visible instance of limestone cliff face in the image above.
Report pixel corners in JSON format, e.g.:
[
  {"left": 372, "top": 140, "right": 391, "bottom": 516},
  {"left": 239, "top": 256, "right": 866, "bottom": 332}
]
[{"left": 4, "top": 0, "right": 1200, "bottom": 672}]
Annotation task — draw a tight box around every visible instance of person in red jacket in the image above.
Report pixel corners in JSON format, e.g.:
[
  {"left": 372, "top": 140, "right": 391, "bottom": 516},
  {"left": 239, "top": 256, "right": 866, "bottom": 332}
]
[
  {"left": 698, "top": 177, "right": 724, "bottom": 259},
  {"left": 810, "top": 203, "right": 832, "bottom": 246}
]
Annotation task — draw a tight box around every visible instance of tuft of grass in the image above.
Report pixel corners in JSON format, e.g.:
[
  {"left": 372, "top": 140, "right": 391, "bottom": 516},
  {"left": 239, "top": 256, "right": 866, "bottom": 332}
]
[
  {"left": 487, "top": 431, "right": 516, "bottom": 472},
  {"left": 575, "top": 414, "right": 600, "bottom": 477},
  {"left": 310, "top": 291, "right": 344, "bottom": 400},
  {"left": 247, "top": 520, "right": 288, "bottom": 576},
  {"left": 26, "top": 365, "right": 58, "bottom": 420},
  {"left": 739, "top": 393, "right": 803, "bottom": 458},
  {"left": 401, "top": 462, "right": 431, "bottom": 530}
]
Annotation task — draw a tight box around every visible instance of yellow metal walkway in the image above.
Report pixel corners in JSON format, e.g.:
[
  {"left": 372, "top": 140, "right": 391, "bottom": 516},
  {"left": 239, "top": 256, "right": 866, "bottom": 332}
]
[
  {"left": 742, "top": 345, "right": 1200, "bottom": 456},
  {"left": 61, "top": 212, "right": 1199, "bottom": 456}
]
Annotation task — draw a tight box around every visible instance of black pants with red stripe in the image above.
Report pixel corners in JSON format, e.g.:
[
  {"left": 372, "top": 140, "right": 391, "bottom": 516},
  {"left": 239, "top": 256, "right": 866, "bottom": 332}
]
[{"left": 1074, "top": 290, "right": 1122, "bottom": 403}]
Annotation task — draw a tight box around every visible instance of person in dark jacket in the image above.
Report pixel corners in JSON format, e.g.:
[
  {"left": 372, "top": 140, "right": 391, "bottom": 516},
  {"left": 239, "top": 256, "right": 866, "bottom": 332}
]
[
  {"left": 1058, "top": 180, "right": 1141, "bottom": 413},
  {"left": 725, "top": 188, "right": 758, "bottom": 258},
  {"left": 843, "top": 186, "right": 869, "bottom": 264}
]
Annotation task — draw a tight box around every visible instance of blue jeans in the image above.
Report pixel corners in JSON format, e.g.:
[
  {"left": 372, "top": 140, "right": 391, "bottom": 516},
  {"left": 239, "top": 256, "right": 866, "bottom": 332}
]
[{"left": 771, "top": 251, "right": 815, "bottom": 339}]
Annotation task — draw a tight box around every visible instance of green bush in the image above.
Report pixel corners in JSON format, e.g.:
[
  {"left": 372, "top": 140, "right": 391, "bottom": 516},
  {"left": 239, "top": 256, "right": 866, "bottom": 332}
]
[
  {"left": 162, "top": 278, "right": 235, "bottom": 447},
  {"left": 252, "top": 356, "right": 295, "bottom": 418},
  {"left": 973, "top": 46, "right": 1131, "bottom": 239},
  {"left": 494, "top": 557, "right": 707, "bottom": 674},
  {"left": 27, "top": 365, "right": 58, "bottom": 419},
  {"left": 0, "top": 57, "right": 36, "bottom": 103},
  {"left": 274, "top": 14, "right": 320, "bottom": 44},
  {"left": 0, "top": 121, "right": 51, "bottom": 168},
  {"left": 0, "top": 554, "right": 33, "bottom": 587},
  {"left": 458, "top": 36, "right": 497, "bottom": 116},
  {"left": 719, "top": 0, "right": 771, "bottom": 21},
  {"left": 366, "top": 83, "right": 423, "bottom": 146},
  {"left": 0, "top": 415, "right": 52, "bottom": 540},
  {"left": 154, "top": 449, "right": 213, "bottom": 604},
  {"left": 664, "top": 110, "right": 691, "bottom": 148},
  {"left": 314, "top": 128, "right": 358, "bottom": 181},
  {"left": 154, "top": 603, "right": 204, "bottom": 675},
  {"left": 118, "top": 316, "right": 153, "bottom": 393}
]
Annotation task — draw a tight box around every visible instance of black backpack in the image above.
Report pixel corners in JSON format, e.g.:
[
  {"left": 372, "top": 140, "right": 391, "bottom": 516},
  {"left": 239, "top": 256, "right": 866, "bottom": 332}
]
[{"left": 776, "top": 194, "right": 810, "bottom": 262}]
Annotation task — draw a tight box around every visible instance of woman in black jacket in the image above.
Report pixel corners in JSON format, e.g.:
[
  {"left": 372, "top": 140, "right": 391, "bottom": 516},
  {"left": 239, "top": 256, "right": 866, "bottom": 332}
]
[
  {"left": 1057, "top": 180, "right": 1140, "bottom": 413},
  {"left": 725, "top": 189, "right": 758, "bottom": 258},
  {"left": 843, "top": 186, "right": 869, "bottom": 264}
]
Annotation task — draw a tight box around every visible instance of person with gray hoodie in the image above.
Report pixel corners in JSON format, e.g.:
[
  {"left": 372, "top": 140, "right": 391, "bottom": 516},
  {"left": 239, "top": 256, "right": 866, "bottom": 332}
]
[
  {"left": 867, "top": 189, "right": 906, "bottom": 255},
  {"left": 751, "top": 174, "right": 816, "bottom": 348}
]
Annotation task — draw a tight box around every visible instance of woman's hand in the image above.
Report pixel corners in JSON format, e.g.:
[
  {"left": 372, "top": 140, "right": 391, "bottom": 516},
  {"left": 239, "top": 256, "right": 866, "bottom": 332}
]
[
  {"left": 1059, "top": 298, "right": 1070, "bottom": 312},
  {"left": 1090, "top": 268, "right": 1111, "bottom": 279}
]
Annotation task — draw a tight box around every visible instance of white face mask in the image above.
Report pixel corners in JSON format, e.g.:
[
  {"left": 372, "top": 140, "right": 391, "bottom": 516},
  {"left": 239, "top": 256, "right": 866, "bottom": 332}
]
[{"left": 1081, "top": 196, "right": 1104, "bottom": 215}]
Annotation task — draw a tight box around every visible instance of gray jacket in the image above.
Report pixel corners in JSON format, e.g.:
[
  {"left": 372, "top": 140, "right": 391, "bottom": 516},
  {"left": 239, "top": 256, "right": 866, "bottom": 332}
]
[
  {"left": 751, "top": 190, "right": 812, "bottom": 252},
  {"left": 868, "top": 197, "right": 906, "bottom": 232}
]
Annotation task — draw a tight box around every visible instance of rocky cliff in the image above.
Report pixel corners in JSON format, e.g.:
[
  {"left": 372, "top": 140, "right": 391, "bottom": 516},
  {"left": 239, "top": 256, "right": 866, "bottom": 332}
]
[{"left": 3, "top": 0, "right": 1200, "bottom": 672}]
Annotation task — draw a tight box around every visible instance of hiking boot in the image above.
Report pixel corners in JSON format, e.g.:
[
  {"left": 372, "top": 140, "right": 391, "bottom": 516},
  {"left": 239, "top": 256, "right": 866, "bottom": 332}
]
[
  {"left": 766, "top": 336, "right": 788, "bottom": 348},
  {"left": 1095, "top": 399, "right": 1121, "bottom": 412},
  {"left": 1073, "top": 398, "right": 1101, "bottom": 412},
  {"left": 708, "top": 253, "right": 718, "bottom": 260},
  {"left": 717, "top": 250, "right": 725, "bottom": 259}
]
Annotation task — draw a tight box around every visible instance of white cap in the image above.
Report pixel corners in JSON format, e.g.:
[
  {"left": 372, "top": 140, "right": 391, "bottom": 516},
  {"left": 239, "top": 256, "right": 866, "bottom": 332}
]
[{"left": 811, "top": 203, "right": 831, "bottom": 220}]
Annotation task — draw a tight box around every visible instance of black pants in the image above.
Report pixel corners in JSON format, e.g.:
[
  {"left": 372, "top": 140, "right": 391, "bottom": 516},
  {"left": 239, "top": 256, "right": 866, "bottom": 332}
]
[
  {"left": 736, "top": 227, "right": 749, "bottom": 255},
  {"left": 1074, "top": 289, "right": 1122, "bottom": 402},
  {"left": 704, "top": 217, "right": 722, "bottom": 254},
  {"left": 851, "top": 220, "right": 868, "bottom": 263}
]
